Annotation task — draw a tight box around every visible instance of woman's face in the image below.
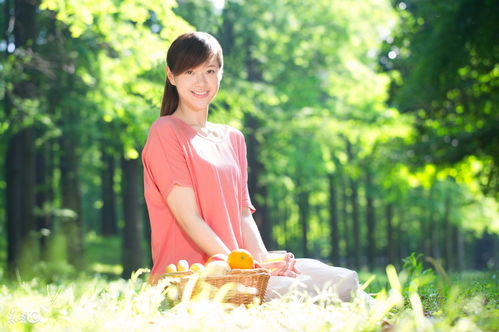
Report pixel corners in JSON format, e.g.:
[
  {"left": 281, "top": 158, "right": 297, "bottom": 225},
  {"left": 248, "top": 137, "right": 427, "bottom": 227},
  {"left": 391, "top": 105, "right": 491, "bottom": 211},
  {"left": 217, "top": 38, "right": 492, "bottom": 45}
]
[{"left": 168, "top": 57, "right": 222, "bottom": 113}]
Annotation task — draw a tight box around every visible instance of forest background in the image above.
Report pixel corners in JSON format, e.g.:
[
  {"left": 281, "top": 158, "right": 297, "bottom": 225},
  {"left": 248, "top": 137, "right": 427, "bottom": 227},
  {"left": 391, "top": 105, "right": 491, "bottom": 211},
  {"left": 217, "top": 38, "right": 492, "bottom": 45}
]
[{"left": 1, "top": 0, "right": 498, "bottom": 281}]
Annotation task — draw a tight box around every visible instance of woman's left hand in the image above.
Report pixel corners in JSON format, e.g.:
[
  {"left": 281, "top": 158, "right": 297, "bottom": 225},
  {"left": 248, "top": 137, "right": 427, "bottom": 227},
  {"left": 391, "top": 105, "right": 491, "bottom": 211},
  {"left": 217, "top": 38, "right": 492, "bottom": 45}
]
[
  {"left": 279, "top": 252, "right": 301, "bottom": 277},
  {"left": 260, "top": 252, "right": 301, "bottom": 277}
]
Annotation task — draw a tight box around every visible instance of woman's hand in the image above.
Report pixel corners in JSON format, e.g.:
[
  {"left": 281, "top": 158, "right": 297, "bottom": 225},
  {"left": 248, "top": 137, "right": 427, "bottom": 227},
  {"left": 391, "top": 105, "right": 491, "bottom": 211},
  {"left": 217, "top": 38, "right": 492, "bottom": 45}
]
[{"left": 259, "top": 252, "right": 301, "bottom": 277}]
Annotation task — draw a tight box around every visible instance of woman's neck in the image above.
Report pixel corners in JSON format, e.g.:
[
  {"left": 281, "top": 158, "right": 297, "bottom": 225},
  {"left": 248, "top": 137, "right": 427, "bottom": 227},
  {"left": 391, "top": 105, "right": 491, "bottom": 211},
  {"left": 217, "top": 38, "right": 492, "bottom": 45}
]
[{"left": 173, "top": 103, "right": 209, "bottom": 128}]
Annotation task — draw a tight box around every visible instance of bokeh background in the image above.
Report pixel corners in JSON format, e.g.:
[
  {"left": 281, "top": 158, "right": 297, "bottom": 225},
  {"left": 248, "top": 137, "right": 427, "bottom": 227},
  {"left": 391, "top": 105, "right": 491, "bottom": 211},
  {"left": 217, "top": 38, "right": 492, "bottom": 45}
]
[{"left": 1, "top": 0, "right": 497, "bottom": 281}]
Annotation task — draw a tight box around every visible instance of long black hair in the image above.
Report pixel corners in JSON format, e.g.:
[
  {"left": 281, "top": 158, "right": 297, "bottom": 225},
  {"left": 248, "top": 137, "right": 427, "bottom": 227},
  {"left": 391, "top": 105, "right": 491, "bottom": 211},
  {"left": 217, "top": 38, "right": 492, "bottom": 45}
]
[{"left": 160, "top": 32, "right": 224, "bottom": 116}]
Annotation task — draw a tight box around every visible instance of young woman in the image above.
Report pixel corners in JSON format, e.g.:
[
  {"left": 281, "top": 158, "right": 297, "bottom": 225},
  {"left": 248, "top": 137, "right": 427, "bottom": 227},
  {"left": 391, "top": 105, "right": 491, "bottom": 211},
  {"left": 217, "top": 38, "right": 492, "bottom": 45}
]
[{"left": 142, "top": 31, "right": 373, "bottom": 303}]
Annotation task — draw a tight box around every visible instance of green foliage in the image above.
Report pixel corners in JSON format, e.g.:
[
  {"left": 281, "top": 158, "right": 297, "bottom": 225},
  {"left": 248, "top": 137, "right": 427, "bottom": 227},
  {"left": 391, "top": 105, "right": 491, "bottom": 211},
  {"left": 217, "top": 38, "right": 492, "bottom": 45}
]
[
  {"left": 382, "top": 0, "right": 499, "bottom": 198},
  {"left": 1, "top": 0, "right": 497, "bottom": 281},
  {"left": 400, "top": 253, "right": 436, "bottom": 294},
  {"left": 84, "top": 232, "right": 123, "bottom": 277}
]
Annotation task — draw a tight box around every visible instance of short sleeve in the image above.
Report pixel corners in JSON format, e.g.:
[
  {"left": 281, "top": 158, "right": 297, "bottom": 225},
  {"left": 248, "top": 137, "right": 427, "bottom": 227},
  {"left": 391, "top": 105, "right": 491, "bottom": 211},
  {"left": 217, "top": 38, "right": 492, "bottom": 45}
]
[
  {"left": 142, "top": 121, "right": 192, "bottom": 202},
  {"left": 237, "top": 131, "right": 256, "bottom": 213}
]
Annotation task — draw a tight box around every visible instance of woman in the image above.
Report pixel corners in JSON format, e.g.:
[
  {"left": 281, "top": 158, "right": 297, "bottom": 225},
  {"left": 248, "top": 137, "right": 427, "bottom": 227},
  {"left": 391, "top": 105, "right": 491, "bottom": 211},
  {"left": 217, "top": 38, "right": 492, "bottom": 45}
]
[{"left": 142, "top": 31, "right": 372, "bottom": 303}]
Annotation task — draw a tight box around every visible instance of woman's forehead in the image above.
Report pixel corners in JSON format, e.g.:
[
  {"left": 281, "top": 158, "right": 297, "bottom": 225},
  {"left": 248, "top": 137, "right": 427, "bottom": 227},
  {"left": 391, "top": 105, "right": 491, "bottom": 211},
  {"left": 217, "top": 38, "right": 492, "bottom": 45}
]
[{"left": 192, "top": 57, "right": 221, "bottom": 69}]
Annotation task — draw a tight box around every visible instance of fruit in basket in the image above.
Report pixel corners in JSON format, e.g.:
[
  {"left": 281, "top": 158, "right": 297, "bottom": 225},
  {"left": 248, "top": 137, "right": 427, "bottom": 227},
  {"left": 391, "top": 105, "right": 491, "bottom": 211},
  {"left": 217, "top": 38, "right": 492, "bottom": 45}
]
[
  {"left": 177, "top": 259, "right": 189, "bottom": 272},
  {"left": 204, "top": 260, "right": 231, "bottom": 276},
  {"left": 205, "top": 253, "right": 228, "bottom": 265},
  {"left": 166, "top": 263, "right": 177, "bottom": 273},
  {"left": 190, "top": 263, "right": 205, "bottom": 273},
  {"left": 227, "top": 249, "right": 254, "bottom": 269}
]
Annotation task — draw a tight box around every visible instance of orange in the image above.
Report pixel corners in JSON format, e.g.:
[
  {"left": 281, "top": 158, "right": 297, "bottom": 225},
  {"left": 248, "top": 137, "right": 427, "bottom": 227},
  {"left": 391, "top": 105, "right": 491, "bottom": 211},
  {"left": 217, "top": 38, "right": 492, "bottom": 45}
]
[
  {"left": 205, "top": 253, "right": 228, "bottom": 265},
  {"left": 227, "top": 249, "right": 254, "bottom": 269}
]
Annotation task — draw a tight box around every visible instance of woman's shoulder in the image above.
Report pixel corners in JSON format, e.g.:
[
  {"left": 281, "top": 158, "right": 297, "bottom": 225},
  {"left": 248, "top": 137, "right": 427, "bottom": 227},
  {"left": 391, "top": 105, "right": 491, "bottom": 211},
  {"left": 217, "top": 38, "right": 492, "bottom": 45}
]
[
  {"left": 150, "top": 116, "right": 178, "bottom": 132},
  {"left": 222, "top": 125, "right": 249, "bottom": 152},
  {"left": 148, "top": 116, "right": 191, "bottom": 142},
  {"left": 222, "top": 124, "right": 245, "bottom": 139},
  {"left": 143, "top": 117, "right": 185, "bottom": 154}
]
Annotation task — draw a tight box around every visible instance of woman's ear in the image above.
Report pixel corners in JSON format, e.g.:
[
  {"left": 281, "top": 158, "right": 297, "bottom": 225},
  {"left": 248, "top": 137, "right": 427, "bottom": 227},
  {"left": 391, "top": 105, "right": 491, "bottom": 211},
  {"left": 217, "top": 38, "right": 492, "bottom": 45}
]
[{"left": 166, "top": 66, "right": 176, "bottom": 86}]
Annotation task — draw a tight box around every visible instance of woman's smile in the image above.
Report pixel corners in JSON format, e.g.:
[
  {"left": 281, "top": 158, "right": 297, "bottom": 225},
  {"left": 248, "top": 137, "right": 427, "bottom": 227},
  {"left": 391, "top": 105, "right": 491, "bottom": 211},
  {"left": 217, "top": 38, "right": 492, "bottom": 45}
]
[{"left": 191, "top": 90, "right": 209, "bottom": 97}]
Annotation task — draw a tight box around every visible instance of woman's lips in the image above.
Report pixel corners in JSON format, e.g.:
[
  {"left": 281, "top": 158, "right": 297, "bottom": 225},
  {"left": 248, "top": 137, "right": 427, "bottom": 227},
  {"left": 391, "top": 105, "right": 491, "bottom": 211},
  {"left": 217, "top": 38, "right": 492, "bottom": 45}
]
[{"left": 191, "top": 90, "right": 208, "bottom": 98}]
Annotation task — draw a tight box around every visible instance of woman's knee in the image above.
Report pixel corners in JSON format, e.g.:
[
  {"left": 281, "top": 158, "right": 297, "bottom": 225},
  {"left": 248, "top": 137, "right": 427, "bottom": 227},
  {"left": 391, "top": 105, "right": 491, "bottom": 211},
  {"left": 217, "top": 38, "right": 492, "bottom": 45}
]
[{"left": 337, "top": 270, "right": 359, "bottom": 301}]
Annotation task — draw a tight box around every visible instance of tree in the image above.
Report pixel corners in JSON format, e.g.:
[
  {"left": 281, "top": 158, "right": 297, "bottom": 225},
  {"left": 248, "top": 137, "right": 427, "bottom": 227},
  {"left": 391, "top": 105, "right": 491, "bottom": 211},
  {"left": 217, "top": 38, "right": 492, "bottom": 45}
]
[
  {"left": 382, "top": 0, "right": 499, "bottom": 198},
  {"left": 5, "top": 0, "right": 40, "bottom": 278}
]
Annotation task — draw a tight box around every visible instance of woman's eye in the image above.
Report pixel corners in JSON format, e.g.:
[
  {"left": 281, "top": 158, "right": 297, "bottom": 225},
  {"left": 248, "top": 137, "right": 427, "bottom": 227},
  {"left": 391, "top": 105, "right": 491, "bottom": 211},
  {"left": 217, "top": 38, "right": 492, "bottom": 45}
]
[
  {"left": 186, "top": 70, "right": 193, "bottom": 75},
  {"left": 207, "top": 69, "right": 215, "bottom": 74}
]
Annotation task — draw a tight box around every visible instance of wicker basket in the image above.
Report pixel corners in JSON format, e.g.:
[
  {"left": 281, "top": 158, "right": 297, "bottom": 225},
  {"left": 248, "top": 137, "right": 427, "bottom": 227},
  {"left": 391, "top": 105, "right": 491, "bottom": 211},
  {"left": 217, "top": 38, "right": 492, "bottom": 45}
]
[{"left": 164, "top": 268, "right": 270, "bottom": 306}]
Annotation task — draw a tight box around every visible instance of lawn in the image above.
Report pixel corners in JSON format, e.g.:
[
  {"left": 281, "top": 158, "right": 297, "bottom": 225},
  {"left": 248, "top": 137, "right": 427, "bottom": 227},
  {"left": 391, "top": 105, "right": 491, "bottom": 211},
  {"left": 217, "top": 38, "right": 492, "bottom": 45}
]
[{"left": 1, "top": 257, "right": 497, "bottom": 331}]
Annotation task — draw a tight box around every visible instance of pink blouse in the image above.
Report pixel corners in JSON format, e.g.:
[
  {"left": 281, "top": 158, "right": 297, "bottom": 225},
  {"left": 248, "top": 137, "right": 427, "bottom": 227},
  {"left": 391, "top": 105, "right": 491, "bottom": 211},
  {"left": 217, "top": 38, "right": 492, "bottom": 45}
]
[{"left": 142, "top": 115, "right": 255, "bottom": 283}]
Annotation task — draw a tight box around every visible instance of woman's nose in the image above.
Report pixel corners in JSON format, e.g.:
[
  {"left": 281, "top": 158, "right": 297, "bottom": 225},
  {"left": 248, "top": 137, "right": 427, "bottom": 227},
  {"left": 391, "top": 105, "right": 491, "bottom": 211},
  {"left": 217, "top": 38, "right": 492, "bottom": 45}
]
[{"left": 195, "top": 73, "right": 207, "bottom": 84}]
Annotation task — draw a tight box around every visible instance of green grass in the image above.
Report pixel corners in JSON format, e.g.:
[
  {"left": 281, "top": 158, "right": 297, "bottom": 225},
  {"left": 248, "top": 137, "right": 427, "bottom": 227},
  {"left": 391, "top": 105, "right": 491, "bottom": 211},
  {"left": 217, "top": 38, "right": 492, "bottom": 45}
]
[
  {"left": 1, "top": 242, "right": 497, "bottom": 331},
  {"left": 84, "top": 232, "right": 123, "bottom": 277},
  {"left": 0, "top": 266, "right": 497, "bottom": 331}
]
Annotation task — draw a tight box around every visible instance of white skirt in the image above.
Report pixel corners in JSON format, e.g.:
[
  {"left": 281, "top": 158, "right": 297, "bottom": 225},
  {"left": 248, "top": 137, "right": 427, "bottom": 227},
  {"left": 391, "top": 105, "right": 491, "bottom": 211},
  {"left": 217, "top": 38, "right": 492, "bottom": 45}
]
[{"left": 264, "top": 258, "right": 374, "bottom": 305}]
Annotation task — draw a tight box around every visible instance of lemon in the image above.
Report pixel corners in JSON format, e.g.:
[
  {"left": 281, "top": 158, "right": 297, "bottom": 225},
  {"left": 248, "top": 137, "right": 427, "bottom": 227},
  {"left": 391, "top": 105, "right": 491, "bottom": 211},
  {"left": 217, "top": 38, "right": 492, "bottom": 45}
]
[
  {"left": 190, "top": 263, "right": 205, "bottom": 273},
  {"left": 166, "top": 264, "right": 177, "bottom": 273}
]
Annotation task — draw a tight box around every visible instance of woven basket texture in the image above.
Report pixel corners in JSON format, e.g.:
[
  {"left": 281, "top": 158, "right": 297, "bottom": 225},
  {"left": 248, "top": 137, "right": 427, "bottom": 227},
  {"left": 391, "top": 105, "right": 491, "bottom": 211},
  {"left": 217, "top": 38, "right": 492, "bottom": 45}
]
[{"left": 166, "top": 268, "right": 270, "bottom": 306}]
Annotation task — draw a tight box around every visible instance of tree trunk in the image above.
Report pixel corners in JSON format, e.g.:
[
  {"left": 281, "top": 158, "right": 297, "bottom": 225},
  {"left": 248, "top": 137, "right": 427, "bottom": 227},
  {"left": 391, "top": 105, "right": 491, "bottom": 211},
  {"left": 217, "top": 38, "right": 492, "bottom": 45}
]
[
  {"left": 421, "top": 217, "right": 429, "bottom": 256},
  {"left": 386, "top": 203, "right": 396, "bottom": 265},
  {"left": 59, "top": 105, "right": 85, "bottom": 270},
  {"left": 424, "top": 187, "right": 433, "bottom": 257},
  {"left": 267, "top": 186, "right": 279, "bottom": 251},
  {"left": 328, "top": 173, "right": 339, "bottom": 264},
  {"left": 345, "top": 138, "right": 360, "bottom": 269},
  {"left": 121, "top": 155, "right": 144, "bottom": 278},
  {"left": 5, "top": 0, "right": 39, "bottom": 278},
  {"left": 297, "top": 186, "right": 310, "bottom": 257},
  {"left": 36, "top": 134, "right": 54, "bottom": 261},
  {"left": 6, "top": 130, "right": 38, "bottom": 276},
  {"left": 341, "top": 175, "right": 350, "bottom": 266},
  {"left": 101, "top": 146, "right": 118, "bottom": 236},
  {"left": 453, "top": 225, "right": 464, "bottom": 271},
  {"left": 350, "top": 179, "right": 360, "bottom": 269},
  {"left": 282, "top": 193, "right": 290, "bottom": 250},
  {"left": 365, "top": 169, "right": 375, "bottom": 270},
  {"left": 258, "top": 185, "right": 272, "bottom": 248},
  {"left": 443, "top": 191, "right": 453, "bottom": 270},
  {"left": 244, "top": 113, "right": 272, "bottom": 248},
  {"left": 429, "top": 180, "right": 441, "bottom": 260},
  {"left": 397, "top": 205, "right": 404, "bottom": 266}
]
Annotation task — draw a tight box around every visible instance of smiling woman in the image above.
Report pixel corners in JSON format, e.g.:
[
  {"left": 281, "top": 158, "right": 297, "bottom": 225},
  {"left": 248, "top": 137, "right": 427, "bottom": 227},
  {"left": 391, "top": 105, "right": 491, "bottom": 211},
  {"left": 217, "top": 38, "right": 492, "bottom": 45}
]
[
  {"left": 166, "top": 58, "right": 222, "bottom": 121},
  {"left": 160, "top": 32, "right": 223, "bottom": 117},
  {"left": 142, "top": 31, "right": 373, "bottom": 305}
]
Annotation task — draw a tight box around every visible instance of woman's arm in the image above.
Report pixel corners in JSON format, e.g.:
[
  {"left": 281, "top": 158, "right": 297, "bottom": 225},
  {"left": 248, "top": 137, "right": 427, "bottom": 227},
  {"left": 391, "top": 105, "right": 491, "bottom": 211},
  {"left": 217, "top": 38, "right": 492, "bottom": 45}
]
[
  {"left": 241, "top": 207, "right": 301, "bottom": 276},
  {"left": 166, "top": 185, "right": 230, "bottom": 256},
  {"left": 240, "top": 207, "right": 269, "bottom": 260}
]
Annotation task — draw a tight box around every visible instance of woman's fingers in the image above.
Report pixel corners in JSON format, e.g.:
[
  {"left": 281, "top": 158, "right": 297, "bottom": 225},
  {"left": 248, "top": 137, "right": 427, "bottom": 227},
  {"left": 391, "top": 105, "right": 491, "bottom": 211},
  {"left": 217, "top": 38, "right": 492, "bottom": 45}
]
[
  {"left": 271, "top": 264, "right": 287, "bottom": 276},
  {"left": 263, "top": 260, "right": 286, "bottom": 270},
  {"left": 288, "top": 259, "right": 301, "bottom": 274},
  {"left": 261, "top": 252, "right": 300, "bottom": 277}
]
